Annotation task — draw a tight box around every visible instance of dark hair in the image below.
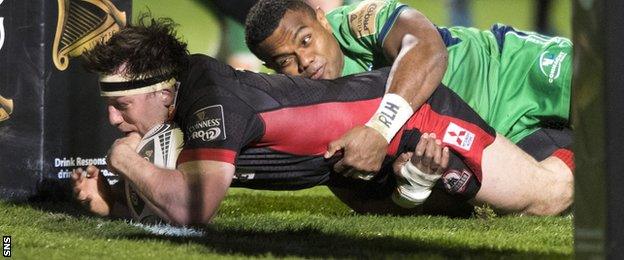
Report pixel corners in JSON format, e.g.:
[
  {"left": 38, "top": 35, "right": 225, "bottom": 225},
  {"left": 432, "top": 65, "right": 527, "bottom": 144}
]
[
  {"left": 82, "top": 13, "right": 189, "bottom": 79},
  {"left": 245, "top": 0, "right": 315, "bottom": 57}
]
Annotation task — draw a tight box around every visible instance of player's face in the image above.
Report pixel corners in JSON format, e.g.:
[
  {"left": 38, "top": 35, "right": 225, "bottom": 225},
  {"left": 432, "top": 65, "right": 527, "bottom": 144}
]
[
  {"left": 105, "top": 92, "right": 169, "bottom": 136},
  {"left": 257, "top": 9, "right": 344, "bottom": 79}
]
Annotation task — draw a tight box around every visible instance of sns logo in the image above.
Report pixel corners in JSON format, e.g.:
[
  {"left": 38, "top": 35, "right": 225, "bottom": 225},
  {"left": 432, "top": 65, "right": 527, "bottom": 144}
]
[
  {"left": 442, "top": 122, "right": 475, "bottom": 151},
  {"left": 2, "top": 236, "right": 10, "bottom": 257},
  {"left": 191, "top": 127, "right": 222, "bottom": 142}
]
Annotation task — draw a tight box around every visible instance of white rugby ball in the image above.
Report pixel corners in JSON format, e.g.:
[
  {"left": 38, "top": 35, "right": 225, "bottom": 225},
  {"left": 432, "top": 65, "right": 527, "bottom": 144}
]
[{"left": 125, "top": 123, "right": 183, "bottom": 224}]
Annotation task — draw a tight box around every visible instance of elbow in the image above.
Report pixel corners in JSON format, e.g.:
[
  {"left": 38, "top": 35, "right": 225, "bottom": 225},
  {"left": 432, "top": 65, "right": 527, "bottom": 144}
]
[
  {"left": 436, "top": 49, "right": 448, "bottom": 69},
  {"left": 168, "top": 213, "right": 193, "bottom": 227},
  {"left": 401, "top": 34, "right": 448, "bottom": 72},
  {"left": 401, "top": 33, "right": 419, "bottom": 49},
  {"left": 431, "top": 50, "right": 448, "bottom": 75},
  {"left": 430, "top": 42, "right": 448, "bottom": 71},
  {"left": 159, "top": 207, "right": 191, "bottom": 226}
]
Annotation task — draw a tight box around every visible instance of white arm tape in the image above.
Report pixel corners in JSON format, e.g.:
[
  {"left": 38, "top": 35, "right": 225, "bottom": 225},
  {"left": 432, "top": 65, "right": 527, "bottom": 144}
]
[
  {"left": 391, "top": 160, "right": 442, "bottom": 208},
  {"left": 365, "top": 93, "right": 414, "bottom": 143}
]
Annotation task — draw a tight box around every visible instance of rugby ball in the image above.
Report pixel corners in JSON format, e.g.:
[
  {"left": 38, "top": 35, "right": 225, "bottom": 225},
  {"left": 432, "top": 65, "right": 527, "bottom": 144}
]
[{"left": 125, "top": 123, "right": 183, "bottom": 224}]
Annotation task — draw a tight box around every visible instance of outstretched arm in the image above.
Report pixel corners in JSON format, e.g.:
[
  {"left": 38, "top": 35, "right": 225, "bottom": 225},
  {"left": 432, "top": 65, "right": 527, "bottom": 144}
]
[{"left": 326, "top": 7, "right": 447, "bottom": 175}]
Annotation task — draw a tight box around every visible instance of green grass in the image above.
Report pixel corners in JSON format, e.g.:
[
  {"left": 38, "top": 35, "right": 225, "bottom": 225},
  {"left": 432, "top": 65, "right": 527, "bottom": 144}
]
[{"left": 1, "top": 187, "right": 572, "bottom": 259}]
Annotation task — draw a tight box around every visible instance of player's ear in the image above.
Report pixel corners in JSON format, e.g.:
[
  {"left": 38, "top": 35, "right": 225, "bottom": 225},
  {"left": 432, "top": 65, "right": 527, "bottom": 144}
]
[
  {"left": 159, "top": 88, "right": 174, "bottom": 106},
  {"left": 314, "top": 7, "right": 331, "bottom": 31}
]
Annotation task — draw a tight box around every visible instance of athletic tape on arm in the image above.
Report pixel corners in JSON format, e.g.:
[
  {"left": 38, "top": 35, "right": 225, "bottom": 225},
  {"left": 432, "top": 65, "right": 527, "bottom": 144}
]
[{"left": 365, "top": 93, "right": 414, "bottom": 142}]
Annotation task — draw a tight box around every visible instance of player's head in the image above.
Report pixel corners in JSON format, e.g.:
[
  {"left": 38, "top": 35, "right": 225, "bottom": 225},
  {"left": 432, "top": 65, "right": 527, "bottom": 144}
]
[
  {"left": 245, "top": 0, "right": 344, "bottom": 79},
  {"left": 82, "top": 14, "right": 189, "bottom": 136}
]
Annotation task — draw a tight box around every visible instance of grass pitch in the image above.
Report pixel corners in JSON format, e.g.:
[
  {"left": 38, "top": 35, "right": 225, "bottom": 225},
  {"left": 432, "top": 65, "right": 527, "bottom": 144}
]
[{"left": 1, "top": 187, "right": 572, "bottom": 259}]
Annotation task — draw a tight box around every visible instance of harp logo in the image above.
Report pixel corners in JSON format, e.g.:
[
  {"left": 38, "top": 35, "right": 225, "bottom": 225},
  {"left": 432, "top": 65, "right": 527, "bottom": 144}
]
[
  {"left": 0, "top": 0, "right": 5, "bottom": 52},
  {"left": 1, "top": 0, "right": 13, "bottom": 123},
  {"left": 0, "top": 95, "right": 12, "bottom": 123},
  {"left": 0, "top": 18, "right": 4, "bottom": 52},
  {"left": 52, "top": 0, "right": 127, "bottom": 71}
]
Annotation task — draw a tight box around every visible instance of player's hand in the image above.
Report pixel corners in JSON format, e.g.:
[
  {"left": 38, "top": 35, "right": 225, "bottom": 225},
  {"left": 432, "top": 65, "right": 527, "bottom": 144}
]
[
  {"left": 116, "top": 131, "right": 141, "bottom": 151},
  {"left": 392, "top": 133, "right": 450, "bottom": 176},
  {"left": 325, "top": 126, "right": 388, "bottom": 177},
  {"left": 107, "top": 132, "right": 141, "bottom": 173},
  {"left": 71, "top": 165, "right": 112, "bottom": 216}
]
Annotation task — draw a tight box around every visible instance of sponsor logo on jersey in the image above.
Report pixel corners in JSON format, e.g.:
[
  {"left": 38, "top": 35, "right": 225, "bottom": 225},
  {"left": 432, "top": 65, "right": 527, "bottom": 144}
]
[
  {"left": 539, "top": 51, "right": 567, "bottom": 83},
  {"left": 348, "top": 0, "right": 383, "bottom": 38},
  {"left": 443, "top": 122, "right": 475, "bottom": 151},
  {"left": 442, "top": 169, "right": 471, "bottom": 194},
  {"left": 143, "top": 149, "right": 153, "bottom": 160},
  {"left": 188, "top": 105, "right": 226, "bottom": 142}
]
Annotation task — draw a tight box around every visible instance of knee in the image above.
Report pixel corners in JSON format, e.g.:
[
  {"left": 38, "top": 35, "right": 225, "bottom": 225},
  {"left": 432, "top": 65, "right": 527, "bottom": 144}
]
[{"left": 526, "top": 168, "right": 574, "bottom": 216}]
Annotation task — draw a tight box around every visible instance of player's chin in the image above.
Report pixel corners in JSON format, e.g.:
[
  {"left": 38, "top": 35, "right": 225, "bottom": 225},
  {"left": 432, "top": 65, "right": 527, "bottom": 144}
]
[
  {"left": 122, "top": 131, "right": 139, "bottom": 137},
  {"left": 311, "top": 65, "right": 326, "bottom": 80},
  {"left": 321, "top": 67, "right": 340, "bottom": 80}
]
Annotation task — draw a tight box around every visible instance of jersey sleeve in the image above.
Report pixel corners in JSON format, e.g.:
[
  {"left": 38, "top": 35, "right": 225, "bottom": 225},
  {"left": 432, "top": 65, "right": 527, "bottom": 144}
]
[
  {"left": 329, "top": 0, "right": 408, "bottom": 52},
  {"left": 176, "top": 90, "right": 260, "bottom": 166}
]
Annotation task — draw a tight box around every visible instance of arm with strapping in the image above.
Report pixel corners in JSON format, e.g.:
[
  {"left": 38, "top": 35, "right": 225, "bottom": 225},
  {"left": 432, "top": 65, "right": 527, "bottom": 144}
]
[{"left": 326, "top": 7, "right": 448, "bottom": 175}]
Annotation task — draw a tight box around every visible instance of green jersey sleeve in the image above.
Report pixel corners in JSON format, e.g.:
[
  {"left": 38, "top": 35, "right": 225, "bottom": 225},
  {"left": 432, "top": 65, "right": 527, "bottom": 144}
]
[{"left": 326, "top": 0, "right": 408, "bottom": 75}]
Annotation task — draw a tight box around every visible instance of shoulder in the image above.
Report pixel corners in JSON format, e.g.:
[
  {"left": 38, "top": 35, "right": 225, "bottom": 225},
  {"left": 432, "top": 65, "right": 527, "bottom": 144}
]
[
  {"left": 344, "top": 0, "right": 406, "bottom": 37},
  {"left": 327, "top": 0, "right": 409, "bottom": 50}
]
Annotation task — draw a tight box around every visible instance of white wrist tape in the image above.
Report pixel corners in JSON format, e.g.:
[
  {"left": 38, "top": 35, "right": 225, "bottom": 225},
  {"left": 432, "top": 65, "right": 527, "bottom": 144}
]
[
  {"left": 391, "top": 160, "right": 442, "bottom": 208},
  {"left": 365, "top": 93, "right": 414, "bottom": 143}
]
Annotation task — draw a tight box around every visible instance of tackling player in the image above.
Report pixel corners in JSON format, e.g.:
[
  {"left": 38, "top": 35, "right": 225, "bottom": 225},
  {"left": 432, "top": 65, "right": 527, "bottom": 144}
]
[
  {"left": 244, "top": 0, "right": 574, "bottom": 178},
  {"left": 71, "top": 17, "right": 571, "bottom": 226}
]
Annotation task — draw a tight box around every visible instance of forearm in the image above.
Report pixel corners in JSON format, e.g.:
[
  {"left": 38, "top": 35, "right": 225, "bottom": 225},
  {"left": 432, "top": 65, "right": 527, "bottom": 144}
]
[
  {"left": 109, "top": 150, "right": 211, "bottom": 225},
  {"left": 366, "top": 10, "right": 448, "bottom": 143}
]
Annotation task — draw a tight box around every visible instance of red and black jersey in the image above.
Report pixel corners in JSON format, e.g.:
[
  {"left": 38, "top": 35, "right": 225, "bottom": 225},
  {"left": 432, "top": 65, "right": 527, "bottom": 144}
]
[{"left": 173, "top": 54, "right": 495, "bottom": 192}]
